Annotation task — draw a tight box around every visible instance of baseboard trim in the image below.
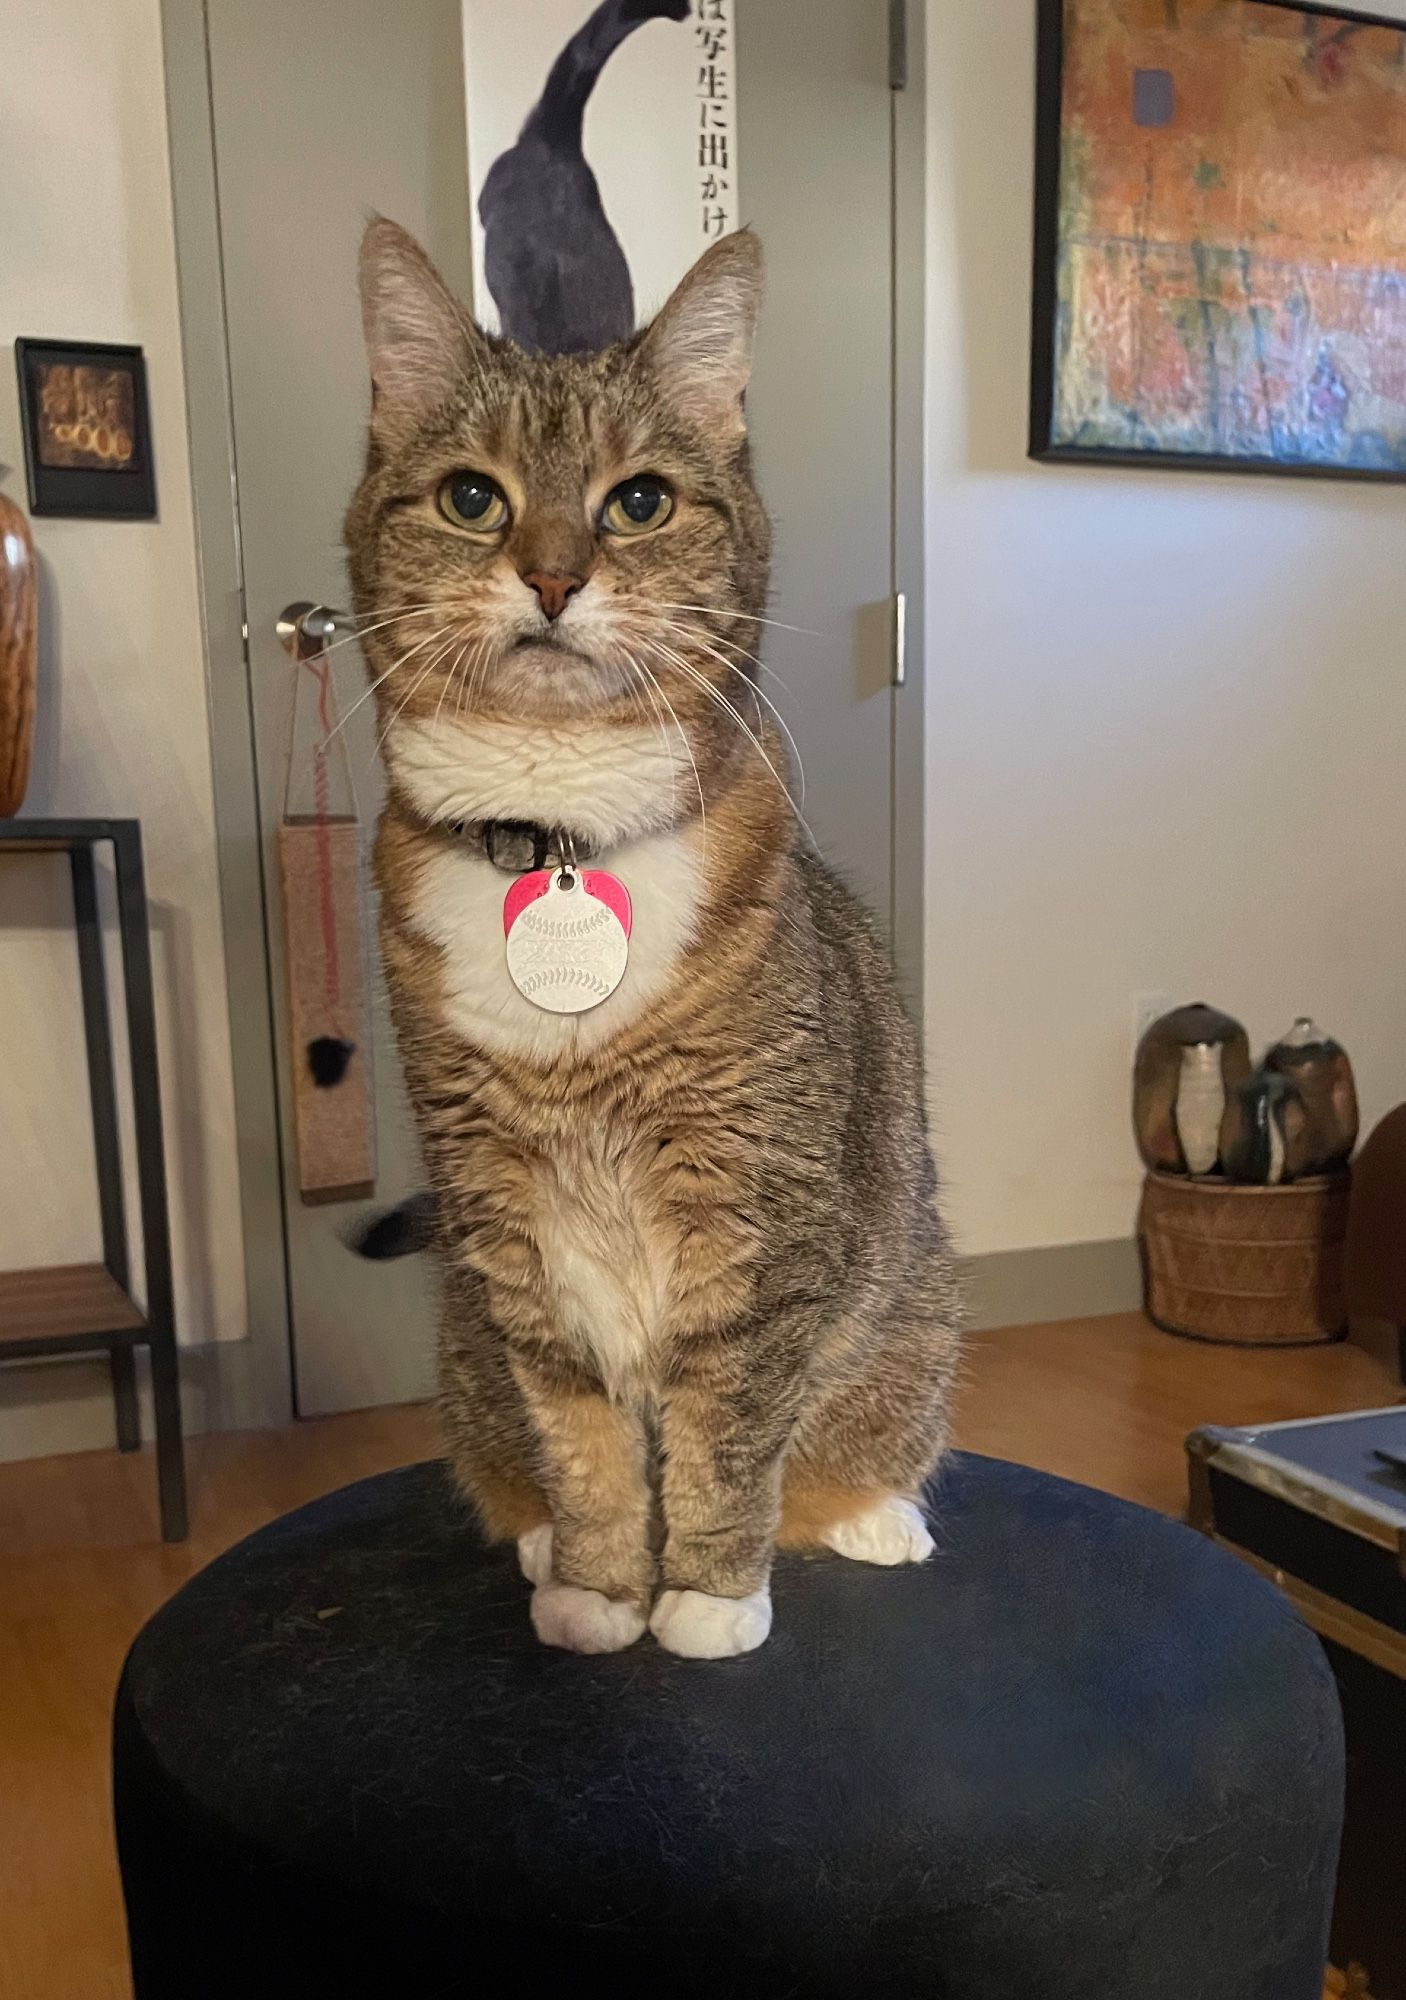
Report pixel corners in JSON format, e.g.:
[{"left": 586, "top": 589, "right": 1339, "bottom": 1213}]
[
  {"left": 1, "top": 1240, "right": 1144, "bottom": 1463},
  {"left": 963, "top": 1237, "right": 1142, "bottom": 1332},
  {"left": 0, "top": 1334, "right": 277, "bottom": 1467},
  {"left": 0, "top": 1350, "right": 194, "bottom": 1465}
]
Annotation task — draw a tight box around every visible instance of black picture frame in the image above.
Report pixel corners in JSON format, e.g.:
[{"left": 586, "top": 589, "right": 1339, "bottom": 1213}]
[
  {"left": 1029, "top": 0, "right": 1406, "bottom": 484},
  {"left": 14, "top": 339, "right": 157, "bottom": 519}
]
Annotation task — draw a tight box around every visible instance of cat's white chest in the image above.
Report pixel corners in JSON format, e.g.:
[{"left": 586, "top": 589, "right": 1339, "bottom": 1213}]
[
  {"left": 528, "top": 1141, "right": 671, "bottom": 1399},
  {"left": 410, "top": 826, "right": 700, "bottom": 1061},
  {"left": 396, "top": 714, "right": 702, "bottom": 1062}
]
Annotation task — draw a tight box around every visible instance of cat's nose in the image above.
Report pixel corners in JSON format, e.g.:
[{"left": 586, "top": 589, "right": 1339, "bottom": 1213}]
[{"left": 520, "top": 570, "right": 585, "bottom": 622}]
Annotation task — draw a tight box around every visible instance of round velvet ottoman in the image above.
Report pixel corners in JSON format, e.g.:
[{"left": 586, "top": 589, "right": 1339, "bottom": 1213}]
[{"left": 114, "top": 1455, "right": 1343, "bottom": 1999}]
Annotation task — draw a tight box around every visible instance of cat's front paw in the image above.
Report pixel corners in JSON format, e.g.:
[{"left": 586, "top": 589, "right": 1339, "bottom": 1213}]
[
  {"left": 823, "top": 1495, "right": 934, "bottom": 1566},
  {"left": 530, "top": 1582, "right": 646, "bottom": 1654},
  {"left": 650, "top": 1586, "right": 772, "bottom": 1659}
]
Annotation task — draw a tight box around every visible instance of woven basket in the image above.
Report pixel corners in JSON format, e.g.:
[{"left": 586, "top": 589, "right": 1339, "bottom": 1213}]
[{"left": 1139, "top": 1169, "right": 1349, "bottom": 1347}]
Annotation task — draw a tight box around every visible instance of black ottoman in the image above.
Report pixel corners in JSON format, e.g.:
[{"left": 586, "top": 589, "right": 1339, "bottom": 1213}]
[{"left": 114, "top": 1455, "right": 1342, "bottom": 1999}]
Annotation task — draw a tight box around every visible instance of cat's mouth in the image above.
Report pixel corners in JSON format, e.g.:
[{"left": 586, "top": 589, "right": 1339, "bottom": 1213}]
[
  {"left": 495, "top": 632, "right": 635, "bottom": 715},
  {"left": 512, "top": 632, "right": 591, "bottom": 663}
]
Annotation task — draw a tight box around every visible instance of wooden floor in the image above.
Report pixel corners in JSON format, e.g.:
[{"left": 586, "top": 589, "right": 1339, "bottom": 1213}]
[{"left": 0, "top": 1311, "right": 1397, "bottom": 2000}]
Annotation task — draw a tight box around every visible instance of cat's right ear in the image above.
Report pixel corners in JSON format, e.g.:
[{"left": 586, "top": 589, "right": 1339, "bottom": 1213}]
[
  {"left": 639, "top": 228, "right": 762, "bottom": 440},
  {"left": 358, "top": 217, "right": 481, "bottom": 439}
]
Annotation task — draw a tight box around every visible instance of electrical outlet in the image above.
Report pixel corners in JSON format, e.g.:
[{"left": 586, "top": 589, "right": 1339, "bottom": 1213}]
[{"left": 1132, "top": 991, "right": 1173, "bottom": 1063}]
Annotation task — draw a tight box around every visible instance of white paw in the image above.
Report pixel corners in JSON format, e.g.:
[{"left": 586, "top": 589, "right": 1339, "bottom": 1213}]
[
  {"left": 530, "top": 1582, "right": 646, "bottom": 1654},
  {"left": 517, "top": 1523, "right": 553, "bottom": 1586},
  {"left": 649, "top": 1586, "right": 773, "bottom": 1659},
  {"left": 823, "top": 1496, "right": 934, "bottom": 1567}
]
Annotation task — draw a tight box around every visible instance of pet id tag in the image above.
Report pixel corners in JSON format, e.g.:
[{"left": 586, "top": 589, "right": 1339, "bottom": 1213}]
[{"left": 503, "top": 866, "right": 632, "bottom": 1015}]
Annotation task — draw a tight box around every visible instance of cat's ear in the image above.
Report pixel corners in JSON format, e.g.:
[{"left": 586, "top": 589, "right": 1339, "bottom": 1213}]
[
  {"left": 639, "top": 229, "right": 762, "bottom": 439},
  {"left": 358, "top": 216, "right": 482, "bottom": 437}
]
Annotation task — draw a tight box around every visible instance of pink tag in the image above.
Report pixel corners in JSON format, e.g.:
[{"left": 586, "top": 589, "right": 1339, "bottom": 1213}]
[{"left": 502, "top": 868, "right": 632, "bottom": 938}]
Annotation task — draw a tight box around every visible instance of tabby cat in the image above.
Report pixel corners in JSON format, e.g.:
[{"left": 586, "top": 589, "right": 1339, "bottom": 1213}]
[{"left": 346, "top": 218, "right": 962, "bottom": 1657}]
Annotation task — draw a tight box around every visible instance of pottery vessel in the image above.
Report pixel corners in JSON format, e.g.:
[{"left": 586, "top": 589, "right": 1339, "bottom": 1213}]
[
  {"left": 0, "top": 493, "right": 37, "bottom": 819},
  {"left": 1133, "top": 1002, "right": 1252, "bottom": 1177}
]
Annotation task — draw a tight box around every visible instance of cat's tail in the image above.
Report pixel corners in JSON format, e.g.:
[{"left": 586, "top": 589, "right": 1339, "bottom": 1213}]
[
  {"left": 349, "top": 1191, "right": 438, "bottom": 1260},
  {"left": 528, "top": 0, "right": 690, "bottom": 144}
]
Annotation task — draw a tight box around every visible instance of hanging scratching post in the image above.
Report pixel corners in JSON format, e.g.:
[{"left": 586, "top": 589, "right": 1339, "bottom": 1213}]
[{"left": 278, "top": 610, "right": 376, "bottom": 1203}]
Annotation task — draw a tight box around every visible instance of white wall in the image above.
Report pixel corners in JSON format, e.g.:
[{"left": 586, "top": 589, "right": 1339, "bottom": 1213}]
[
  {"left": 924, "top": 0, "right": 1406, "bottom": 1260},
  {"left": 0, "top": 0, "right": 247, "bottom": 1433},
  {"left": 4, "top": 0, "right": 1401, "bottom": 1396}
]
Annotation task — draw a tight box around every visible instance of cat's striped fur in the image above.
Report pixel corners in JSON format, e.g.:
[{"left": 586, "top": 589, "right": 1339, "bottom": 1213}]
[{"left": 345, "top": 220, "right": 962, "bottom": 1655}]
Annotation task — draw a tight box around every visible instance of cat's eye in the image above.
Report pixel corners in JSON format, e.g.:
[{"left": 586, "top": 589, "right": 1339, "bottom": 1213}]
[
  {"left": 437, "top": 472, "right": 510, "bottom": 534},
  {"left": 602, "top": 475, "right": 674, "bottom": 537}
]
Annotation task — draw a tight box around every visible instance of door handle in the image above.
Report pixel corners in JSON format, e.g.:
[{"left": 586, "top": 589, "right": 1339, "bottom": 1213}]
[{"left": 276, "top": 601, "right": 351, "bottom": 659}]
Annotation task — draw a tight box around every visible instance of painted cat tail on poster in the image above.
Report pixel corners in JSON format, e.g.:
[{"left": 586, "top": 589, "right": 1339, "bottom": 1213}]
[{"left": 479, "top": 0, "right": 692, "bottom": 351}]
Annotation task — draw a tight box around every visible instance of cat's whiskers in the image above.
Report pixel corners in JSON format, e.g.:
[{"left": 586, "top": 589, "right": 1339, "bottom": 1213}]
[
  {"left": 372, "top": 630, "right": 464, "bottom": 765},
  {"left": 671, "top": 621, "right": 793, "bottom": 698},
  {"left": 612, "top": 645, "right": 659, "bottom": 736},
  {"left": 626, "top": 651, "right": 706, "bottom": 854},
  {"left": 430, "top": 635, "right": 474, "bottom": 743},
  {"left": 645, "top": 635, "right": 782, "bottom": 802},
  {"left": 638, "top": 643, "right": 816, "bottom": 951},
  {"left": 651, "top": 617, "right": 807, "bottom": 803},
  {"left": 317, "top": 654, "right": 404, "bottom": 751},
  {"left": 416, "top": 630, "right": 474, "bottom": 741},
  {"left": 454, "top": 634, "right": 491, "bottom": 722},
  {"left": 648, "top": 611, "right": 793, "bottom": 696},
  {"left": 616, "top": 595, "right": 794, "bottom": 694},
  {"left": 304, "top": 604, "right": 439, "bottom": 672},
  {"left": 618, "top": 651, "right": 682, "bottom": 828},
  {"left": 371, "top": 665, "right": 437, "bottom": 768},
  {"left": 464, "top": 630, "right": 502, "bottom": 721},
  {"left": 641, "top": 637, "right": 816, "bottom": 850},
  {"left": 616, "top": 656, "right": 655, "bottom": 736},
  {"left": 318, "top": 619, "right": 454, "bottom": 751},
  {"left": 342, "top": 601, "right": 440, "bottom": 622},
  {"left": 621, "top": 594, "right": 822, "bottom": 642}
]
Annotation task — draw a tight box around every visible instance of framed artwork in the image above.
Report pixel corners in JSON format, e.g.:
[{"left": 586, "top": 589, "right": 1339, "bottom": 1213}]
[
  {"left": 14, "top": 339, "right": 157, "bottom": 518},
  {"left": 1030, "top": 0, "right": 1406, "bottom": 480}
]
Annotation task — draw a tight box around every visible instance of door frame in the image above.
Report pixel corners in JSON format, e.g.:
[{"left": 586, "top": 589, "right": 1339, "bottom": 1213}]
[
  {"left": 159, "top": 0, "right": 928, "bottom": 1426},
  {"left": 159, "top": 0, "right": 294, "bottom": 1428},
  {"left": 890, "top": 0, "right": 927, "bottom": 1015}
]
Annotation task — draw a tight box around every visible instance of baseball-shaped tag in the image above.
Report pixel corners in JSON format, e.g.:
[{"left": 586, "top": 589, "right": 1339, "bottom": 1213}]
[{"left": 503, "top": 868, "right": 632, "bottom": 1015}]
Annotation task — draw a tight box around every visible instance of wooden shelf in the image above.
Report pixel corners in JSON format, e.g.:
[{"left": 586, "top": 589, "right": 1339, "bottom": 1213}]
[
  {"left": 0, "top": 820, "right": 186, "bottom": 1539},
  {"left": 0, "top": 1264, "right": 145, "bottom": 1352}
]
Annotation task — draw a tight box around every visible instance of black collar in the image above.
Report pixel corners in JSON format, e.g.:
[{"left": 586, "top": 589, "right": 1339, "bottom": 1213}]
[{"left": 440, "top": 818, "right": 597, "bottom": 876}]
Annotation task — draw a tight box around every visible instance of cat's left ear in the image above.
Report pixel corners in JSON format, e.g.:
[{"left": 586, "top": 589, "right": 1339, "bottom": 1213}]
[
  {"left": 358, "top": 216, "right": 484, "bottom": 439},
  {"left": 638, "top": 229, "right": 762, "bottom": 440}
]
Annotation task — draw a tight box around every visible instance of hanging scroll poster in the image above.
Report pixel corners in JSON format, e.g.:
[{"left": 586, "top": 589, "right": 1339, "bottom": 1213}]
[{"left": 462, "top": 0, "right": 740, "bottom": 350}]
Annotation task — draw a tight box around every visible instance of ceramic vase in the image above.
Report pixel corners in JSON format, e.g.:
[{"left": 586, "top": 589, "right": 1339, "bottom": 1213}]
[
  {"left": 1263, "top": 1018, "right": 1358, "bottom": 1174},
  {"left": 0, "top": 493, "right": 37, "bottom": 819},
  {"left": 1219, "top": 1070, "right": 1315, "bottom": 1185},
  {"left": 1133, "top": 1002, "right": 1252, "bottom": 1176}
]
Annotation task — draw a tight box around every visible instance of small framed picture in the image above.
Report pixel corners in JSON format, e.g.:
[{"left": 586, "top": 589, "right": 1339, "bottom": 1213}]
[{"left": 14, "top": 339, "right": 157, "bottom": 519}]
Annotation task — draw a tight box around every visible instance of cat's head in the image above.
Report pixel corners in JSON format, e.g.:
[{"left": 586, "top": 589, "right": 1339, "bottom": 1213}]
[{"left": 345, "top": 218, "right": 771, "bottom": 825}]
